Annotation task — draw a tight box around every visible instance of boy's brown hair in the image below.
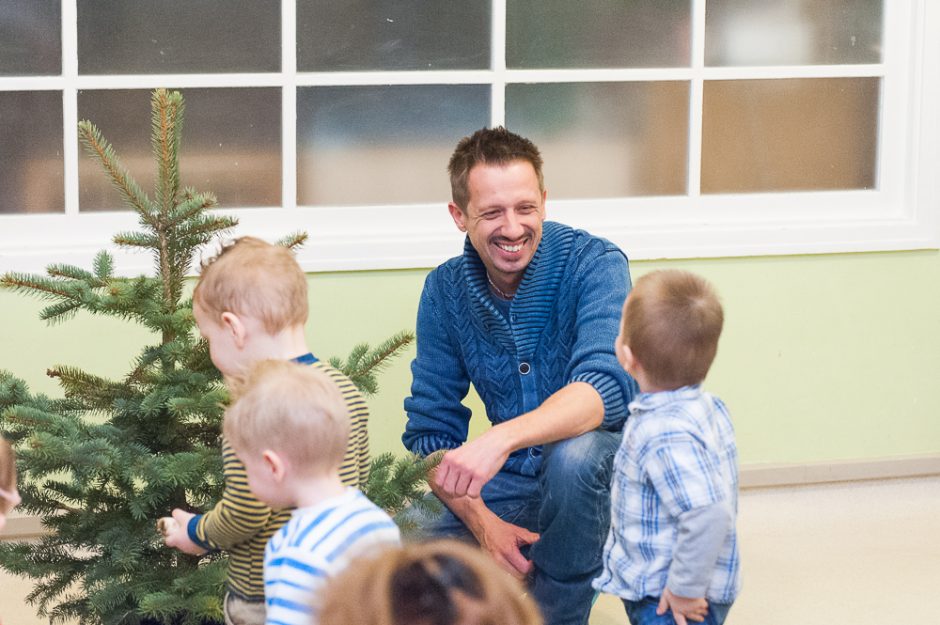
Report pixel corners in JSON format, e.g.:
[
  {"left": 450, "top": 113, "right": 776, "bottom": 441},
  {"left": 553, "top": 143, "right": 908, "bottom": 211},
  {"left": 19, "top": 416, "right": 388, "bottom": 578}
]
[
  {"left": 223, "top": 360, "right": 350, "bottom": 475},
  {"left": 320, "top": 539, "right": 543, "bottom": 625},
  {"left": 193, "top": 236, "right": 307, "bottom": 333},
  {"left": 621, "top": 269, "right": 724, "bottom": 389},
  {"left": 448, "top": 126, "right": 544, "bottom": 212}
]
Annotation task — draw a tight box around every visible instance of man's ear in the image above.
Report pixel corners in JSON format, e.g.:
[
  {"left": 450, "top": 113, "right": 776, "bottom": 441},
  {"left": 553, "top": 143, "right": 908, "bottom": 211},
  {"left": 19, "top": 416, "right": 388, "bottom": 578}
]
[
  {"left": 262, "top": 450, "right": 287, "bottom": 483},
  {"left": 448, "top": 202, "right": 468, "bottom": 233},
  {"left": 220, "top": 311, "right": 247, "bottom": 349}
]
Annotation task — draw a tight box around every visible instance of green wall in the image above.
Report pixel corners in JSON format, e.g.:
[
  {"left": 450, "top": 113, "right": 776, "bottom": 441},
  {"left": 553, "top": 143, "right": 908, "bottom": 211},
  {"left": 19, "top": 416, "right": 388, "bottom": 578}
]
[{"left": 2, "top": 250, "right": 939, "bottom": 466}]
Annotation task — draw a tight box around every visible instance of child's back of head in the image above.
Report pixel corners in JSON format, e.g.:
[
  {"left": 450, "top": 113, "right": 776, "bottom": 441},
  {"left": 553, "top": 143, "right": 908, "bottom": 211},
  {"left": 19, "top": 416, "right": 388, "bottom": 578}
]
[
  {"left": 193, "top": 236, "right": 308, "bottom": 334},
  {"left": 224, "top": 359, "right": 350, "bottom": 480},
  {"left": 621, "top": 269, "right": 724, "bottom": 390}
]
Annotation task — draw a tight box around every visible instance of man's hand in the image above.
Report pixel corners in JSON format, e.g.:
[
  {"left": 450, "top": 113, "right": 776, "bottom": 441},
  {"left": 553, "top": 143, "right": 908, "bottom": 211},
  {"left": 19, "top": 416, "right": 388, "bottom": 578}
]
[
  {"left": 656, "top": 588, "right": 709, "bottom": 625},
  {"left": 161, "top": 509, "right": 208, "bottom": 556},
  {"left": 472, "top": 512, "right": 540, "bottom": 579},
  {"left": 435, "top": 429, "right": 511, "bottom": 498}
]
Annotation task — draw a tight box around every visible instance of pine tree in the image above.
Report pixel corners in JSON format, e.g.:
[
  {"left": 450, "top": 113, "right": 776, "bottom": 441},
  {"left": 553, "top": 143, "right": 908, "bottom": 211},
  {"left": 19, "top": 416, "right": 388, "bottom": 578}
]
[{"left": 0, "top": 89, "right": 426, "bottom": 625}]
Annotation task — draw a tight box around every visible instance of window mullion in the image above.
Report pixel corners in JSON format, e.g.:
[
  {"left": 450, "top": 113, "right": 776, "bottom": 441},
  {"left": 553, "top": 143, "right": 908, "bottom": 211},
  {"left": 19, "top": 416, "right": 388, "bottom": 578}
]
[
  {"left": 687, "top": 0, "right": 707, "bottom": 199},
  {"left": 282, "top": 0, "right": 297, "bottom": 211},
  {"left": 491, "top": 0, "right": 507, "bottom": 127},
  {"left": 62, "top": 0, "right": 79, "bottom": 217}
]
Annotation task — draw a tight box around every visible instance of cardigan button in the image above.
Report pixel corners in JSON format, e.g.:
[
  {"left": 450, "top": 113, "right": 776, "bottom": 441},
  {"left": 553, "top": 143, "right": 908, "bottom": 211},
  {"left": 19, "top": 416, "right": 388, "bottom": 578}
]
[{"left": 518, "top": 362, "right": 531, "bottom": 375}]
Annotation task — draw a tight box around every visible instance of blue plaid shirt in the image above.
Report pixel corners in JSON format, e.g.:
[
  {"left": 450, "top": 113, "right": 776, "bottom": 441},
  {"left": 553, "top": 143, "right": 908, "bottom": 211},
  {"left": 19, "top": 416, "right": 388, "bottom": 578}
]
[{"left": 593, "top": 385, "right": 741, "bottom": 603}]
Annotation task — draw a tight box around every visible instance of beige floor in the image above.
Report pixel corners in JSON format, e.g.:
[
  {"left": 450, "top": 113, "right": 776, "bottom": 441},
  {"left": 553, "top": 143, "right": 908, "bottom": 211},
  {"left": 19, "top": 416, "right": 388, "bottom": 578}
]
[{"left": 2, "top": 476, "right": 939, "bottom": 624}]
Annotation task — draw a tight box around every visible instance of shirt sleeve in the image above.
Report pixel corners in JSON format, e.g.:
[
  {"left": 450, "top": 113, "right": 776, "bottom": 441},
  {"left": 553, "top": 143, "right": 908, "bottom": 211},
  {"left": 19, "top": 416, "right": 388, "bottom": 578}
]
[
  {"left": 567, "top": 242, "right": 637, "bottom": 430},
  {"left": 188, "top": 439, "right": 272, "bottom": 550},
  {"left": 402, "top": 271, "right": 473, "bottom": 456},
  {"left": 667, "top": 500, "right": 734, "bottom": 598}
]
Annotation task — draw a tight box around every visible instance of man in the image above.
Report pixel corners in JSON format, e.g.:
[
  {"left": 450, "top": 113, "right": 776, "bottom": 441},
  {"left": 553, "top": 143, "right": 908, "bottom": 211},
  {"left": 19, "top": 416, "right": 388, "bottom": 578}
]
[{"left": 403, "top": 127, "right": 637, "bottom": 625}]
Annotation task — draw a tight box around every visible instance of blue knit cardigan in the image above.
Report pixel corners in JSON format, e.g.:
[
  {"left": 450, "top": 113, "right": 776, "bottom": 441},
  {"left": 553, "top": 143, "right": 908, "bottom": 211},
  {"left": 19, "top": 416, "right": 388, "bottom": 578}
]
[{"left": 403, "top": 221, "right": 637, "bottom": 476}]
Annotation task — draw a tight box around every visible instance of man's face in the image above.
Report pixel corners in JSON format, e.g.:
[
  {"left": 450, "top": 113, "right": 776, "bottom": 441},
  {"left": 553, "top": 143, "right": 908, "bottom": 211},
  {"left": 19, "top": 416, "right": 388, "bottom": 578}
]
[{"left": 448, "top": 160, "right": 546, "bottom": 293}]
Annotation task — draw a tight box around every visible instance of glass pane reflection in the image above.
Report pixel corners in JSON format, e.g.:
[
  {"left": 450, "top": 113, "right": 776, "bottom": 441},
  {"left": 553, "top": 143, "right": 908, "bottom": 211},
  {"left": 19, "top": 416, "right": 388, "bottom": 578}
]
[
  {"left": 78, "top": 88, "right": 281, "bottom": 211},
  {"left": 297, "top": 85, "right": 489, "bottom": 205},
  {"left": 298, "top": 0, "right": 490, "bottom": 70},
  {"left": 705, "top": 0, "right": 883, "bottom": 66},
  {"left": 506, "top": 82, "right": 689, "bottom": 198},
  {"left": 701, "top": 78, "right": 880, "bottom": 193},
  {"left": 0, "top": 91, "right": 64, "bottom": 214}
]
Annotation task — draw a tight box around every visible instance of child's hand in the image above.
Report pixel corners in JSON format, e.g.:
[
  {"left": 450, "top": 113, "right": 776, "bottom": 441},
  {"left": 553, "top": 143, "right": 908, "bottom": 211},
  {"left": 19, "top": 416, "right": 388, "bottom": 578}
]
[
  {"left": 161, "top": 509, "right": 208, "bottom": 556},
  {"left": 657, "top": 588, "right": 709, "bottom": 625}
]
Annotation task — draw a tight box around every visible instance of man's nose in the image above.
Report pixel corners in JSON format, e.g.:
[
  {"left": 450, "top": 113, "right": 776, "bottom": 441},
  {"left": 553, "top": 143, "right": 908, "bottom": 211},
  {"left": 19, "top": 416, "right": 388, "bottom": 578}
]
[{"left": 501, "top": 210, "right": 524, "bottom": 238}]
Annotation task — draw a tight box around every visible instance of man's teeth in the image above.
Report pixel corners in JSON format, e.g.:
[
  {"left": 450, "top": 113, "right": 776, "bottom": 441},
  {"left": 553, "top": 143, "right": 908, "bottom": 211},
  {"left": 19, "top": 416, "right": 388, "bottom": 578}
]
[{"left": 498, "top": 243, "right": 523, "bottom": 252}]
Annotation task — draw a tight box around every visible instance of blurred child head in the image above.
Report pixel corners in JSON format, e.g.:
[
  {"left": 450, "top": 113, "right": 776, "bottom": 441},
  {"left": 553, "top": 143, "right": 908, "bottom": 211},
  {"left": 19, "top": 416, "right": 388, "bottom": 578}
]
[
  {"left": 223, "top": 360, "right": 350, "bottom": 509},
  {"left": 0, "top": 437, "right": 20, "bottom": 532},
  {"left": 619, "top": 269, "right": 724, "bottom": 391},
  {"left": 192, "top": 237, "right": 308, "bottom": 377},
  {"left": 319, "top": 539, "right": 543, "bottom": 625}
]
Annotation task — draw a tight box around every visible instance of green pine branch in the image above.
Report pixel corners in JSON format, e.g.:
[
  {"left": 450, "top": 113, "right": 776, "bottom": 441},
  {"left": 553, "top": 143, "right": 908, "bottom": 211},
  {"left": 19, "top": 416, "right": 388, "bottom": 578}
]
[{"left": 329, "top": 330, "right": 414, "bottom": 396}]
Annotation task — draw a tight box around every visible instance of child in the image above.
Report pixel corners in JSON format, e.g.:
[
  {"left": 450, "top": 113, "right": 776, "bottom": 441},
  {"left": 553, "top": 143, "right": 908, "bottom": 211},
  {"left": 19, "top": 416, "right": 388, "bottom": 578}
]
[
  {"left": 225, "top": 359, "right": 400, "bottom": 625},
  {"left": 0, "top": 436, "right": 20, "bottom": 533},
  {"left": 160, "top": 237, "right": 370, "bottom": 625},
  {"left": 319, "top": 539, "right": 543, "bottom": 625},
  {"left": 593, "top": 270, "right": 740, "bottom": 625}
]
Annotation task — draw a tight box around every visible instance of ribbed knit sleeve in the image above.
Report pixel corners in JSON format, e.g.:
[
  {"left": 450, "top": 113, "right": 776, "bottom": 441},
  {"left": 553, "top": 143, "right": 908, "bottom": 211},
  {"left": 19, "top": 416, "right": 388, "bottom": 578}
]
[
  {"left": 402, "top": 268, "right": 473, "bottom": 456},
  {"left": 567, "top": 241, "right": 637, "bottom": 430}
]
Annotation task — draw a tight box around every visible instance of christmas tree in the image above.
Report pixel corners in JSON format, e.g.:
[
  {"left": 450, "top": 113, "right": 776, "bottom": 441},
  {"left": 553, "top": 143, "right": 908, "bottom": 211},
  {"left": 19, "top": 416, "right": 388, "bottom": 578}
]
[{"left": 0, "top": 89, "right": 430, "bottom": 625}]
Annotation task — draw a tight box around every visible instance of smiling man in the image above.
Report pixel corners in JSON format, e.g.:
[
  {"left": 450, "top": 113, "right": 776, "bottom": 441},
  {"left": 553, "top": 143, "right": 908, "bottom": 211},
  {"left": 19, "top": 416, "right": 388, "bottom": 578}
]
[{"left": 403, "top": 127, "right": 638, "bottom": 625}]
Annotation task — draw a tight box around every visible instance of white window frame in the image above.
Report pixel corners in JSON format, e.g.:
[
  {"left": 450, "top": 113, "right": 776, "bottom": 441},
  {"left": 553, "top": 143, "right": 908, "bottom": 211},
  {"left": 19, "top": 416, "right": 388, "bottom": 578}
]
[{"left": 0, "top": 0, "right": 937, "bottom": 276}]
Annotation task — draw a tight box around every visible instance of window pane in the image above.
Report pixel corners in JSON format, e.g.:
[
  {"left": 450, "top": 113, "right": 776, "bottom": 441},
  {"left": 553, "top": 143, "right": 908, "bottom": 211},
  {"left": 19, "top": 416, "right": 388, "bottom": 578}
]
[
  {"left": 506, "top": 82, "right": 689, "bottom": 198},
  {"left": 0, "top": 91, "right": 64, "bottom": 214},
  {"left": 701, "top": 78, "right": 879, "bottom": 194},
  {"left": 77, "top": 1, "right": 280, "bottom": 74},
  {"left": 297, "top": 85, "right": 489, "bottom": 205},
  {"left": 705, "top": 0, "right": 883, "bottom": 66},
  {"left": 298, "top": 1, "right": 489, "bottom": 70},
  {"left": 0, "top": 1, "right": 61, "bottom": 76},
  {"left": 78, "top": 88, "right": 281, "bottom": 212},
  {"left": 507, "top": 0, "right": 691, "bottom": 69}
]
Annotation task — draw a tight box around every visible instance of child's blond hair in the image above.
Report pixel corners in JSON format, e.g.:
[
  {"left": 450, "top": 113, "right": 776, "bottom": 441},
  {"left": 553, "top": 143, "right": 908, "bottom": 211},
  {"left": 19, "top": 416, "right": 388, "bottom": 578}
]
[
  {"left": 319, "top": 539, "right": 543, "bottom": 625},
  {"left": 621, "top": 269, "right": 724, "bottom": 389},
  {"left": 193, "top": 237, "right": 308, "bottom": 333},
  {"left": 223, "top": 360, "right": 350, "bottom": 475}
]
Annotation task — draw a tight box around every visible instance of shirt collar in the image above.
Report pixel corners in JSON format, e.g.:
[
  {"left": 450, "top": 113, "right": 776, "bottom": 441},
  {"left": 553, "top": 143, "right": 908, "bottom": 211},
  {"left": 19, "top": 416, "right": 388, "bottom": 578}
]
[
  {"left": 292, "top": 352, "right": 319, "bottom": 365},
  {"left": 628, "top": 384, "right": 703, "bottom": 414}
]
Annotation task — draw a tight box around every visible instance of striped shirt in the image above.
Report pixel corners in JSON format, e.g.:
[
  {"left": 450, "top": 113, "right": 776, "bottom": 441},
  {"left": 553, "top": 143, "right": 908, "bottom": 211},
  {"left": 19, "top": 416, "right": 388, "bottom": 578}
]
[
  {"left": 593, "top": 385, "right": 741, "bottom": 604},
  {"left": 264, "top": 488, "right": 401, "bottom": 625},
  {"left": 187, "top": 356, "right": 370, "bottom": 601}
]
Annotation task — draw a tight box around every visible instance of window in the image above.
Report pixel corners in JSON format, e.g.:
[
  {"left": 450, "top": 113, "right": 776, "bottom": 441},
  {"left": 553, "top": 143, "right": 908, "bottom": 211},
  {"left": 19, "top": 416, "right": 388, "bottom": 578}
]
[{"left": 0, "top": 0, "right": 936, "bottom": 275}]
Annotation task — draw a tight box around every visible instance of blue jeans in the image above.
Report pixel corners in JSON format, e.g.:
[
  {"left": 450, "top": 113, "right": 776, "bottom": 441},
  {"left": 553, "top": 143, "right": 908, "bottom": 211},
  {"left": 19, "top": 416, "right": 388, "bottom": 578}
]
[
  {"left": 623, "top": 597, "right": 732, "bottom": 625},
  {"left": 425, "top": 429, "right": 622, "bottom": 625}
]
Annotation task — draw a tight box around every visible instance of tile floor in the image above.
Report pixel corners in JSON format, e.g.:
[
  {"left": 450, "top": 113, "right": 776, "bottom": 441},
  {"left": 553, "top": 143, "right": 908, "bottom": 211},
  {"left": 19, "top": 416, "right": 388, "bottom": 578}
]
[{"left": 2, "top": 476, "right": 938, "bottom": 625}]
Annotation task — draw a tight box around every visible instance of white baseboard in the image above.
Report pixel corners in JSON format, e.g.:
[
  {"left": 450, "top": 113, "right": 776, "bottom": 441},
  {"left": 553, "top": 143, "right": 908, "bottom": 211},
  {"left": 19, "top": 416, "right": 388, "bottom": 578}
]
[
  {"left": 739, "top": 453, "right": 940, "bottom": 488},
  {"left": 2, "top": 454, "right": 939, "bottom": 540}
]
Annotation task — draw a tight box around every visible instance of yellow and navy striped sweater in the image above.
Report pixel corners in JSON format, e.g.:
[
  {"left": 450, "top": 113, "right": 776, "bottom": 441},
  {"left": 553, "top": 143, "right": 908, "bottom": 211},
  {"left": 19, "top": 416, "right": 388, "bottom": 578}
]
[{"left": 188, "top": 359, "right": 370, "bottom": 601}]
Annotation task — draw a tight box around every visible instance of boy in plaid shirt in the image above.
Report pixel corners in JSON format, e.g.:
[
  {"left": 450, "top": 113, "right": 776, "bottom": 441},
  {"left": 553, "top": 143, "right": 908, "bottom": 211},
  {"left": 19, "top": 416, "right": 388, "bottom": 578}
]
[{"left": 593, "top": 270, "right": 740, "bottom": 625}]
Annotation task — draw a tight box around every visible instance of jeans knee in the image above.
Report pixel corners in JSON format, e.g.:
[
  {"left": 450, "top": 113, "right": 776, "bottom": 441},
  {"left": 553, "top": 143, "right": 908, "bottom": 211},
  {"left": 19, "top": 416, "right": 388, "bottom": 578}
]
[{"left": 541, "top": 429, "right": 621, "bottom": 494}]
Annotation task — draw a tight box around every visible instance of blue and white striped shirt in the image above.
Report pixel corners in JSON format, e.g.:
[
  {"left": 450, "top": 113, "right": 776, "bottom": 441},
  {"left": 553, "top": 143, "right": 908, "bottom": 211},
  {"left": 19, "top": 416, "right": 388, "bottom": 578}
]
[
  {"left": 263, "top": 488, "right": 401, "bottom": 625},
  {"left": 593, "top": 385, "right": 741, "bottom": 604}
]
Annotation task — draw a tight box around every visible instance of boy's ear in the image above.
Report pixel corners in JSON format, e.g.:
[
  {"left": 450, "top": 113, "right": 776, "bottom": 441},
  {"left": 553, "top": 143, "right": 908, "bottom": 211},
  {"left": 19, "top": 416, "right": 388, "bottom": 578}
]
[
  {"left": 617, "top": 341, "right": 639, "bottom": 375},
  {"left": 220, "top": 311, "right": 248, "bottom": 349},
  {"left": 262, "top": 450, "right": 287, "bottom": 482}
]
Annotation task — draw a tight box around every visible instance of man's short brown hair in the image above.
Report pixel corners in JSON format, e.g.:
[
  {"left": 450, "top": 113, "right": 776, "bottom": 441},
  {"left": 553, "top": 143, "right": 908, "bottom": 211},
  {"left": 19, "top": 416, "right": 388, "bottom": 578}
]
[
  {"left": 193, "top": 237, "right": 308, "bottom": 333},
  {"left": 224, "top": 360, "right": 350, "bottom": 475},
  {"left": 448, "top": 126, "right": 544, "bottom": 211},
  {"left": 621, "top": 270, "right": 724, "bottom": 389}
]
